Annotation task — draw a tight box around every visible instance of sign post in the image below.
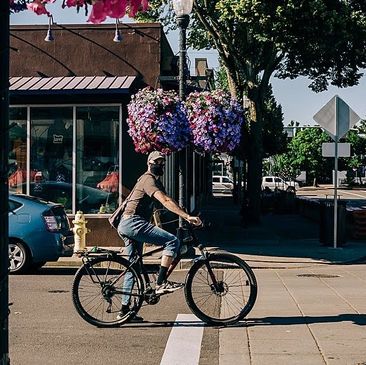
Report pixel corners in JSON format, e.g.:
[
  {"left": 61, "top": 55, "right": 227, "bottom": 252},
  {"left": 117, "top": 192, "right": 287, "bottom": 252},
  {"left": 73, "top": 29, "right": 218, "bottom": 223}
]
[
  {"left": 314, "top": 95, "right": 360, "bottom": 248},
  {"left": 333, "top": 97, "right": 339, "bottom": 250}
]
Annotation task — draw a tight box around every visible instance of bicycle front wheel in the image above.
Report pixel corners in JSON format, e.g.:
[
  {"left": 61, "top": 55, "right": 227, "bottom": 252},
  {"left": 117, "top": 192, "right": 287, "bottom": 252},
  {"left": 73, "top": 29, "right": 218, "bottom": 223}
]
[
  {"left": 185, "top": 252, "right": 257, "bottom": 326},
  {"left": 72, "top": 256, "right": 144, "bottom": 327}
]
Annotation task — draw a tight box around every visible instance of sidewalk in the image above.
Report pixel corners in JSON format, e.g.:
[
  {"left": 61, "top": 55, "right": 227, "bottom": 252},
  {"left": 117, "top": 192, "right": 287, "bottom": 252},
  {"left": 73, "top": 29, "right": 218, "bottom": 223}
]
[
  {"left": 198, "top": 196, "right": 366, "bottom": 267},
  {"left": 47, "top": 195, "right": 366, "bottom": 269},
  {"left": 200, "top": 197, "right": 366, "bottom": 364}
]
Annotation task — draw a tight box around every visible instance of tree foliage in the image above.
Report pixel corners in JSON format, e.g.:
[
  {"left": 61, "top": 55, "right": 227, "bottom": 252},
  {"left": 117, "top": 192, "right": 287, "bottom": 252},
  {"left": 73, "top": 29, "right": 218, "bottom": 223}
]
[
  {"left": 279, "top": 127, "right": 332, "bottom": 184},
  {"left": 272, "top": 123, "right": 366, "bottom": 185}
]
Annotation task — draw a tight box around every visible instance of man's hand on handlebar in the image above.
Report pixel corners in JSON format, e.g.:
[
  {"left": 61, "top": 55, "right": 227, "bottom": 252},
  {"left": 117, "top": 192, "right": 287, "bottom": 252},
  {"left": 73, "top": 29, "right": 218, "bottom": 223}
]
[{"left": 186, "top": 216, "right": 202, "bottom": 226}]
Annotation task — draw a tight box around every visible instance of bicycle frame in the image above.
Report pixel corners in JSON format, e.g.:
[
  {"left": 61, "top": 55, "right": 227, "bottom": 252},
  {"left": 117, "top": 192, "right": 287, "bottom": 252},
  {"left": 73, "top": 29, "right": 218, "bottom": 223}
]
[{"left": 72, "top": 222, "right": 258, "bottom": 327}]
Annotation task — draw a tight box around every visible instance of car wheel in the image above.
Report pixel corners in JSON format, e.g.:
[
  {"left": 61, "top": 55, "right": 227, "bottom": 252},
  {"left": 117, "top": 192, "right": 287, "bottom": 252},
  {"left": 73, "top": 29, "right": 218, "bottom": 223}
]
[
  {"left": 286, "top": 186, "right": 295, "bottom": 193},
  {"left": 9, "top": 241, "right": 31, "bottom": 274}
]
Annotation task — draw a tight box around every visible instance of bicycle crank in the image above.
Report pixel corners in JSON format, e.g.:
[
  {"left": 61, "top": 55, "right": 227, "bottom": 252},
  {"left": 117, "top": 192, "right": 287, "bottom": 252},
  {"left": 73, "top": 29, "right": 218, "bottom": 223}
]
[{"left": 144, "top": 288, "right": 161, "bottom": 305}]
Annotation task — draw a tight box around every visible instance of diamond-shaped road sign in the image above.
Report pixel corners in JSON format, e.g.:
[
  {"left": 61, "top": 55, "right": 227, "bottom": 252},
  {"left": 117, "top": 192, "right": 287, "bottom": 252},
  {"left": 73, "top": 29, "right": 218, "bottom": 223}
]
[{"left": 313, "top": 95, "right": 361, "bottom": 140}]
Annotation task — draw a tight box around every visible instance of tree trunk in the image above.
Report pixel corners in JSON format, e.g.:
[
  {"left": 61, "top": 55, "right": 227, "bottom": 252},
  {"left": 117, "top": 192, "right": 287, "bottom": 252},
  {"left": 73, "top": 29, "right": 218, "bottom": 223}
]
[{"left": 245, "top": 92, "right": 263, "bottom": 224}]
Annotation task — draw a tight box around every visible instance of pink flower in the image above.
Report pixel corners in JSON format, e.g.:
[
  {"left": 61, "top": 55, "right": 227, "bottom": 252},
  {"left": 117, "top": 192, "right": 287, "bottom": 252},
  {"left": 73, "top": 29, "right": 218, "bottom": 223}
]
[
  {"left": 87, "top": 0, "right": 107, "bottom": 23},
  {"left": 105, "top": 0, "right": 127, "bottom": 18},
  {"left": 27, "top": 0, "right": 49, "bottom": 15},
  {"left": 65, "top": 0, "right": 85, "bottom": 7}
]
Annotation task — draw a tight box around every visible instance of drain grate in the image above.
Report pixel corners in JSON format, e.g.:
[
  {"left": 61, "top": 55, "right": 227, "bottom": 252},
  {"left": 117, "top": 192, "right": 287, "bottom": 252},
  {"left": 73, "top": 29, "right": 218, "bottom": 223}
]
[
  {"left": 48, "top": 290, "right": 69, "bottom": 293},
  {"left": 297, "top": 274, "right": 340, "bottom": 278}
]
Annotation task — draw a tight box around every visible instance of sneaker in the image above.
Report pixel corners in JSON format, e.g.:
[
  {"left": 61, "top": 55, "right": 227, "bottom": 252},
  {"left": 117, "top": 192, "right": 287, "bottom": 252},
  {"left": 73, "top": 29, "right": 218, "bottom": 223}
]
[
  {"left": 155, "top": 281, "right": 184, "bottom": 295},
  {"left": 116, "top": 308, "right": 144, "bottom": 322}
]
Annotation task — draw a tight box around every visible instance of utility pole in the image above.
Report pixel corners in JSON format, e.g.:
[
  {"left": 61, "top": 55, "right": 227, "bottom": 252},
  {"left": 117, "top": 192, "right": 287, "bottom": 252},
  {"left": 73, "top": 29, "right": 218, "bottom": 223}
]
[
  {"left": 176, "top": 12, "right": 190, "bottom": 228},
  {"left": 0, "top": 1, "right": 10, "bottom": 364}
]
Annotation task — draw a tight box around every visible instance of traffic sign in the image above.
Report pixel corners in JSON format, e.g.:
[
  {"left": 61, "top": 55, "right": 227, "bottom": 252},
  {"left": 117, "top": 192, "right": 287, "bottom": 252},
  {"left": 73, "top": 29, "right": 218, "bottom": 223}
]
[
  {"left": 313, "top": 95, "right": 361, "bottom": 249},
  {"left": 313, "top": 95, "right": 360, "bottom": 140},
  {"left": 322, "top": 142, "right": 351, "bottom": 157}
]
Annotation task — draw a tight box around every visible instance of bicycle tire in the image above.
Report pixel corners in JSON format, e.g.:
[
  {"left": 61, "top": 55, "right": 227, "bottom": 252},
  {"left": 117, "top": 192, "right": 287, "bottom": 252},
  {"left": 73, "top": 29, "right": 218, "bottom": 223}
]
[
  {"left": 184, "top": 252, "right": 257, "bottom": 326},
  {"left": 72, "top": 256, "right": 144, "bottom": 327}
]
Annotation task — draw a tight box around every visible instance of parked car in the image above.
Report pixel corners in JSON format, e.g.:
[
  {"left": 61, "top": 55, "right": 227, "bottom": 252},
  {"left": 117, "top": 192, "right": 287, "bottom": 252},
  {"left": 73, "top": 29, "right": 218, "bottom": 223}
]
[
  {"left": 8, "top": 193, "right": 74, "bottom": 273},
  {"left": 10, "top": 181, "right": 118, "bottom": 214},
  {"left": 212, "top": 175, "right": 234, "bottom": 194},
  {"left": 261, "top": 176, "right": 300, "bottom": 192}
]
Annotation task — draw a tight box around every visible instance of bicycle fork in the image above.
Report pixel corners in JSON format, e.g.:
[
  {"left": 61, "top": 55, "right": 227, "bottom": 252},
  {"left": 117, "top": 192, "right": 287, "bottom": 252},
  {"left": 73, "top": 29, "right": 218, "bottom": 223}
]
[{"left": 195, "top": 247, "right": 222, "bottom": 292}]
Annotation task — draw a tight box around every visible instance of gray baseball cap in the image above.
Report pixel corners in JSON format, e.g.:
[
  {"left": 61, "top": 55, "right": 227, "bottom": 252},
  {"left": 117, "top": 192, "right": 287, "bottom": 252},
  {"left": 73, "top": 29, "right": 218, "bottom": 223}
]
[{"left": 147, "top": 151, "right": 166, "bottom": 164}]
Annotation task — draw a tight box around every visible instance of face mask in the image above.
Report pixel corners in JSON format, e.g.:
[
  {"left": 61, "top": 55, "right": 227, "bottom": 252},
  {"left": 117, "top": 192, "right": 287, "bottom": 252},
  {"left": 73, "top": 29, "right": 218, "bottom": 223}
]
[{"left": 150, "top": 164, "right": 164, "bottom": 176}]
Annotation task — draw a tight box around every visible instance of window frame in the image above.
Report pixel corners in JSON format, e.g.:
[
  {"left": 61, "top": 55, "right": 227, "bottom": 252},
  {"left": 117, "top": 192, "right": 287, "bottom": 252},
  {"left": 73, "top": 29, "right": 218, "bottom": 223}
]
[{"left": 9, "top": 103, "right": 123, "bottom": 217}]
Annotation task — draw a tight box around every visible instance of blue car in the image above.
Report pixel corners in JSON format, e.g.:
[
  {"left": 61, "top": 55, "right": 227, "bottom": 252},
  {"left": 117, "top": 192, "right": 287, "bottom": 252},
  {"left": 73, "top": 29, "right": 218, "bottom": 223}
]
[{"left": 8, "top": 194, "right": 74, "bottom": 273}]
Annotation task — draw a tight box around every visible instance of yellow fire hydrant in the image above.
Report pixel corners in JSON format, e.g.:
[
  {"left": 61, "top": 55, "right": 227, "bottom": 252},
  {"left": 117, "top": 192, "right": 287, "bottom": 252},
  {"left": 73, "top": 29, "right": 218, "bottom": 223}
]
[{"left": 72, "top": 211, "right": 90, "bottom": 253}]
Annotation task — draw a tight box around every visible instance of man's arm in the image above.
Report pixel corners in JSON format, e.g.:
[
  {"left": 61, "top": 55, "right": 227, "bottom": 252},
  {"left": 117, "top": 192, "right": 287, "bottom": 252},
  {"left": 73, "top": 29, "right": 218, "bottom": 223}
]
[{"left": 153, "top": 190, "right": 201, "bottom": 226}]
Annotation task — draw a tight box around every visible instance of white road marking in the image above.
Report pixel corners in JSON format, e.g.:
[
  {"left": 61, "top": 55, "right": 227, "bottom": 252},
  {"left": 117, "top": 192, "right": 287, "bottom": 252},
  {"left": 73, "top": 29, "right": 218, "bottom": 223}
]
[{"left": 160, "top": 314, "right": 204, "bottom": 365}]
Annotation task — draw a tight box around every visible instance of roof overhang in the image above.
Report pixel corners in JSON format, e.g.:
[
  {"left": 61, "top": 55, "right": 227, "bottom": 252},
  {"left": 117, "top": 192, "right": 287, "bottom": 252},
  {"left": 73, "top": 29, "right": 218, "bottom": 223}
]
[{"left": 9, "top": 76, "right": 136, "bottom": 96}]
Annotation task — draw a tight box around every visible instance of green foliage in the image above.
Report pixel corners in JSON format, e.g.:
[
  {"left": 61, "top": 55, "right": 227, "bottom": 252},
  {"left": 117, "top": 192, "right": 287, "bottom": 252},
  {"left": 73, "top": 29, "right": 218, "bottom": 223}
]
[
  {"left": 343, "top": 122, "right": 366, "bottom": 170},
  {"left": 141, "top": 1, "right": 366, "bottom": 94},
  {"left": 274, "top": 127, "right": 333, "bottom": 184},
  {"left": 215, "top": 63, "right": 229, "bottom": 91},
  {"left": 261, "top": 85, "right": 287, "bottom": 158},
  {"left": 273, "top": 124, "right": 366, "bottom": 185}
]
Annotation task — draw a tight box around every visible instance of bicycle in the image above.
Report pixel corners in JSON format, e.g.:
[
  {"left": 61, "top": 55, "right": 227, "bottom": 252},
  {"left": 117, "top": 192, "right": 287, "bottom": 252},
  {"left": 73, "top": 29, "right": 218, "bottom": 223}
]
[{"left": 71, "top": 223, "right": 257, "bottom": 327}]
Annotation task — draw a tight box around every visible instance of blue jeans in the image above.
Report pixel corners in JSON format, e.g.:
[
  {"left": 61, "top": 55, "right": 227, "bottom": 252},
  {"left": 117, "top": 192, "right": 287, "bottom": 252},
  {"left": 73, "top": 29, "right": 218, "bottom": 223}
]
[{"left": 117, "top": 215, "right": 180, "bottom": 306}]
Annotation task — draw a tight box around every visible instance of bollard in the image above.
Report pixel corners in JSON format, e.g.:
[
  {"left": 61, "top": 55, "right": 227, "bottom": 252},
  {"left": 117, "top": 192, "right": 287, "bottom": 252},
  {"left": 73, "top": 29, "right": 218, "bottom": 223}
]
[{"left": 72, "top": 211, "right": 90, "bottom": 253}]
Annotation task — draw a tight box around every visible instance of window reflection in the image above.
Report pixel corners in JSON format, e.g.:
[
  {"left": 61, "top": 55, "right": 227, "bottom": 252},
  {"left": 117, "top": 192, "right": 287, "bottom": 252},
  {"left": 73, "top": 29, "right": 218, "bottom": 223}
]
[
  {"left": 9, "top": 108, "right": 27, "bottom": 194},
  {"left": 9, "top": 105, "right": 124, "bottom": 215},
  {"left": 76, "top": 106, "right": 120, "bottom": 214},
  {"left": 30, "top": 107, "right": 73, "bottom": 212}
]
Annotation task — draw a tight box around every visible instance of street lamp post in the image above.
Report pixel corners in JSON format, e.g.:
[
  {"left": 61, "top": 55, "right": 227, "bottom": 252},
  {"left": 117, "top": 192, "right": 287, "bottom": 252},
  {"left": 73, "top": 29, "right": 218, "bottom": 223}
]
[
  {"left": 172, "top": 0, "right": 193, "bottom": 231},
  {"left": 0, "top": 1, "right": 10, "bottom": 364}
]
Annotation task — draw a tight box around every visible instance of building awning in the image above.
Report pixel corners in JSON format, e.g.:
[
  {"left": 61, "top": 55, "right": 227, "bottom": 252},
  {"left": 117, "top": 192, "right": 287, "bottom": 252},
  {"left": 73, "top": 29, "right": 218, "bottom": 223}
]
[{"left": 9, "top": 76, "right": 136, "bottom": 95}]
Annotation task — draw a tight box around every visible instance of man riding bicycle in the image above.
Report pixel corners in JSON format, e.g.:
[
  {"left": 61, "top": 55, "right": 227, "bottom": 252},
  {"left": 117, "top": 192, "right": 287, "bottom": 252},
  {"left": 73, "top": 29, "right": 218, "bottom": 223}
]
[{"left": 117, "top": 151, "right": 201, "bottom": 320}]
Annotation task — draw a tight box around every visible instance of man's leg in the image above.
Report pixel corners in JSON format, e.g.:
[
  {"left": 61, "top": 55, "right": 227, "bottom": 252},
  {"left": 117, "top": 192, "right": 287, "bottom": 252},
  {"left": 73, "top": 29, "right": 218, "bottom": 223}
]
[
  {"left": 156, "top": 255, "right": 174, "bottom": 287},
  {"left": 129, "top": 218, "right": 181, "bottom": 291},
  {"left": 118, "top": 236, "right": 144, "bottom": 320}
]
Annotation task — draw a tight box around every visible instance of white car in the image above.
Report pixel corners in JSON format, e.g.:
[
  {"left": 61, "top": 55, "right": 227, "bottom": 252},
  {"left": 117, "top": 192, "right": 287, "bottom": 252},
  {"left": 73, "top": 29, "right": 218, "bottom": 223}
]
[
  {"left": 262, "top": 176, "right": 299, "bottom": 192},
  {"left": 212, "top": 175, "right": 234, "bottom": 194}
]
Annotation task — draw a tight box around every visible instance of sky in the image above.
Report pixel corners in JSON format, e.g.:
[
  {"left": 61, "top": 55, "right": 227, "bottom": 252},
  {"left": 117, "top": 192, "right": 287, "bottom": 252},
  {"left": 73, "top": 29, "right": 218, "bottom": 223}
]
[{"left": 10, "top": 4, "right": 366, "bottom": 127}]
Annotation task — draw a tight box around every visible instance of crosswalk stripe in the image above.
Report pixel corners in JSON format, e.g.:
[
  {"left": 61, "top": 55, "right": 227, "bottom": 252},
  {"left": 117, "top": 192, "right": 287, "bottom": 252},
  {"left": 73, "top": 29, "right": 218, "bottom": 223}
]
[{"left": 160, "top": 314, "right": 204, "bottom": 365}]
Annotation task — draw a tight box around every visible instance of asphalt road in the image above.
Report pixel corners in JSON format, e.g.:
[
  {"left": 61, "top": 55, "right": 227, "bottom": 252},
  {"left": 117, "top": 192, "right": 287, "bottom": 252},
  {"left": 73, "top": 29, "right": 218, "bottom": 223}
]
[
  {"left": 296, "top": 185, "right": 366, "bottom": 207},
  {"left": 9, "top": 268, "right": 219, "bottom": 365}
]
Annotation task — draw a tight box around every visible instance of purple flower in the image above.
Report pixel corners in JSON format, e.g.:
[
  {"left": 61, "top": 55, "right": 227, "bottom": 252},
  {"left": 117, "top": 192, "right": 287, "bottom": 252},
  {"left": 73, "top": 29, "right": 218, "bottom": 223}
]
[{"left": 185, "top": 90, "right": 245, "bottom": 153}]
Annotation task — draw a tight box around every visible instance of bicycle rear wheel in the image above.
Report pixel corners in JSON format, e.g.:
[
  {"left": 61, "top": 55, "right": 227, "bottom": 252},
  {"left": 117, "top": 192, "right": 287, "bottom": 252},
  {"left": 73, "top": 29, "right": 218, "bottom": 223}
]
[
  {"left": 72, "top": 256, "right": 144, "bottom": 327},
  {"left": 185, "top": 252, "right": 257, "bottom": 326}
]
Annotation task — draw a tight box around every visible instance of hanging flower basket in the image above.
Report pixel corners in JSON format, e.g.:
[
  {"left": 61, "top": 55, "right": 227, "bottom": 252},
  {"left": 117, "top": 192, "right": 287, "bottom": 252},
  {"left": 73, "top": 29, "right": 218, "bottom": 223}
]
[
  {"left": 127, "top": 87, "right": 191, "bottom": 154},
  {"left": 11, "top": 0, "right": 149, "bottom": 23},
  {"left": 185, "top": 90, "right": 245, "bottom": 153}
]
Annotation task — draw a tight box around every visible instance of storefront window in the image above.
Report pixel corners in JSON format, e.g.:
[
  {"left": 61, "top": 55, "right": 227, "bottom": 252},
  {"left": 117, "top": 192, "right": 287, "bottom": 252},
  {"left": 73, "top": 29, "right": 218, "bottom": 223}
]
[
  {"left": 9, "top": 108, "right": 27, "bottom": 194},
  {"left": 9, "top": 104, "right": 122, "bottom": 215},
  {"left": 76, "top": 106, "right": 120, "bottom": 214},
  {"left": 30, "top": 107, "right": 73, "bottom": 212}
]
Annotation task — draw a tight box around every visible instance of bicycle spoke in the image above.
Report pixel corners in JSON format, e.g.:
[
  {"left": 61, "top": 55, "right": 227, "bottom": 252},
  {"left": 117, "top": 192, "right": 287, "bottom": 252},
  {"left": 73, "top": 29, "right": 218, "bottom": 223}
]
[
  {"left": 72, "top": 257, "right": 144, "bottom": 326},
  {"left": 186, "top": 254, "right": 256, "bottom": 324}
]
